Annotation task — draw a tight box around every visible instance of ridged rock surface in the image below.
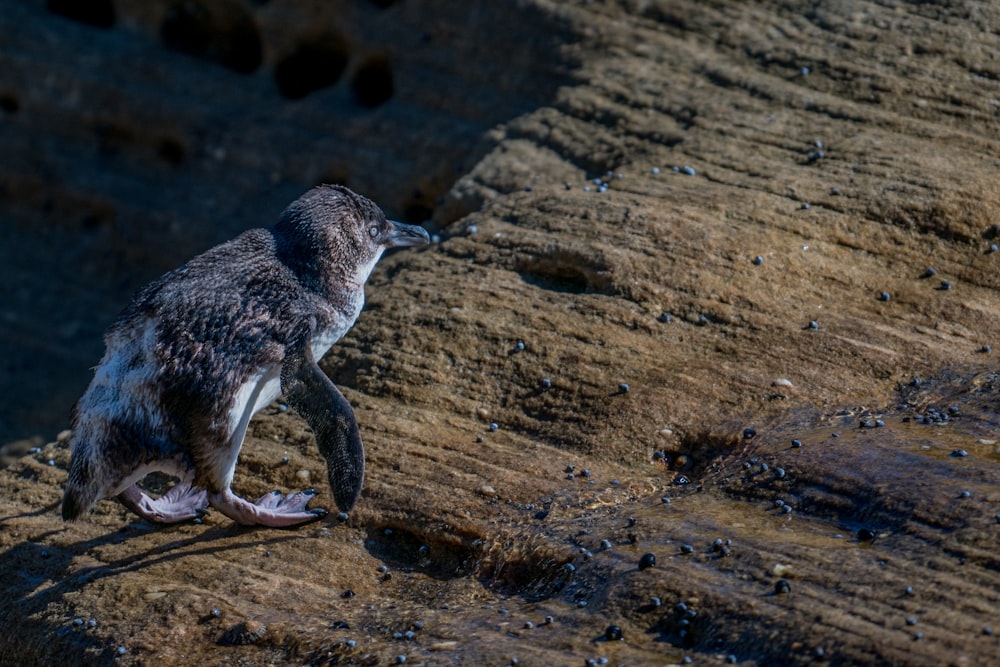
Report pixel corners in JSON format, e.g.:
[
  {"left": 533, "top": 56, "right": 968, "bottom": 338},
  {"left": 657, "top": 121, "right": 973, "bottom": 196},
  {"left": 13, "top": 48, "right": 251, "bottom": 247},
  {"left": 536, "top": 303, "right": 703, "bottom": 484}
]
[{"left": 2, "top": 1, "right": 1000, "bottom": 665}]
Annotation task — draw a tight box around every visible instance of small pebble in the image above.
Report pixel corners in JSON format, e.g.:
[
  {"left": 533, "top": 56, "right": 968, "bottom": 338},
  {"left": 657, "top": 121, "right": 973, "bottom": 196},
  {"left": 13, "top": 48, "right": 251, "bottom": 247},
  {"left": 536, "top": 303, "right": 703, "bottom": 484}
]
[
  {"left": 830, "top": 187, "right": 841, "bottom": 195},
  {"left": 951, "top": 449, "right": 968, "bottom": 457},
  {"left": 774, "top": 579, "right": 791, "bottom": 595},
  {"left": 651, "top": 166, "right": 661, "bottom": 174},
  {"left": 938, "top": 279, "right": 952, "bottom": 291},
  {"left": 395, "top": 656, "right": 407, "bottom": 664},
  {"left": 658, "top": 311, "right": 672, "bottom": 323},
  {"left": 541, "top": 378, "right": 552, "bottom": 389},
  {"left": 650, "top": 596, "right": 662, "bottom": 607},
  {"left": 791, "top": 439, "right": 802, "bottom": 448},
  {"left": 727, "top": 655, "right": 738, "bottom": 664},
  {"left": 618, "top": 383, "right": 630, "bottom": 393},
  {"left": 808, "top": 320, "right": 819, "bottom": 330},
  {"left": 524, "top": 621, "right": 534, "bottom": 629},
  {"left": 545, "top": 615, "right": 554, "bottom": 624},
  {"left": 753, "top": 255, "right": 764, "bottom": 265},
  {"left": 984, "top": 626, "right": 993, "bottom": 636},
  {"left": 906, "top": 616, "right": 918, "bottom": 626},
  {"left": 958, "top": 490, "right": 971, "bottom": 498},
  {"left": 604, "top": 624, "right": 623, "bottom": 641},
  {"left": 467, "top": 225, "right": 478, "bottom": 235},
  {"left": 514, "top": 340, "right": 525, "bottom": 351},
  {"left": 681, "top": 165, "right": 696, "bottom": 176},
  {"left": 913, "top": 632, "right": 923, "bottom": 640},
  {"left": 72, "top": 618, "right": 84, "bottom": 627},
  {"left": 601, "top": 539, "right": 613, "bottom": 549},
  {"left": 661, "top": 496, "right": 671, "bottom": 504},
  {"left": 878, "top": 292, "right": 891, "bottom": 302},
  {"left": 904, "top": 586, "right": 914, "bottom": 595},
  {"left": 775, "top": 467, "right": 786, "bottom": 479},
  {"left": 86, "top": 619, "right": 97, "bottom": 628},
  {"left": 489, "top": 422, "right": 499, "bottom": 432},
  {"left": 638, "top": 553, "right": 656, "bottom": 570},
  {"left": 743, "top": 427, "right": 757, "bottom": 440},
  {"left": 117, "top": 647, "right": 127, "bottom": 656},
  {"left": 280, "top": 456, "right": 289, "bottom": 464},
  {"left": 680, "top": 544, "right": 694, "bottom": 554},
  {"left": 921, "top": 267, "right": 937, "bottom": 278},
  {"left": 857, "top": 528, "right": 877, "bottom": 541},
  {"left": 801, "top": 202, "right": 811, "bottom": 210}
]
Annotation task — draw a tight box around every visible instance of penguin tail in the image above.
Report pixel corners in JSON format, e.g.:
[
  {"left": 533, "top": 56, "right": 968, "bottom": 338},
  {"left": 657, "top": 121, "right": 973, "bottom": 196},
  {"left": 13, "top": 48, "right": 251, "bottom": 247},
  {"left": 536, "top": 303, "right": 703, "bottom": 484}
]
[
  {"left": 61, "top": 453, "right": 99, "bottom": 521},
  {"left": 61, "top": 486, "right": 89, "bottom": 521}
]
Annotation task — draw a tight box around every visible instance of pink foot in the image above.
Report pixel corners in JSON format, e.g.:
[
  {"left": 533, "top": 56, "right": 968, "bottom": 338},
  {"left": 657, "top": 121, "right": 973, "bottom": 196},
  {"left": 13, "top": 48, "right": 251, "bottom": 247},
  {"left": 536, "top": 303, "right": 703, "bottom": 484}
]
[
  {"left": 207, "top": 488, "right": 328, "bottom": 527},
  {"left": 118, "top": 481, "right": 209, "bottom": 523}
]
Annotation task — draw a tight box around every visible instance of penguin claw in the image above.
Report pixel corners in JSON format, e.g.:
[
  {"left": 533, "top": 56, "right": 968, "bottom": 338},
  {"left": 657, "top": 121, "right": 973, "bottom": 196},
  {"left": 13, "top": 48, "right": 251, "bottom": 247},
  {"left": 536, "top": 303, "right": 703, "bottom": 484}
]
[{"left": 238, "top": 488, "right": 327, "bottom": 524}]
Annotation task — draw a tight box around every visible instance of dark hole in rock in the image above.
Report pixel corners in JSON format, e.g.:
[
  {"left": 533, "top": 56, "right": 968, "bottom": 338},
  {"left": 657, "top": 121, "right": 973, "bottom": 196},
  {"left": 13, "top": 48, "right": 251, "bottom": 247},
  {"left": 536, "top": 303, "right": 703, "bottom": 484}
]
[
  {"left": 351, "top": 55, "right": 394, "bottom": 108},
  {"left": 47, "top": 0, "right": 116, "bottom": 28},
  {"left": 516, "top": 252, "right": 614, "bottom": 295},
  {"left": 403, "top": 202, "right": 434, "bottom": 225},
  {"left": 365, "top": 524, "right": 479, "bottom": 580},
  {"left": 0, "top": 94, "right": 19, "bottom": 114},
  {"left": 156, "top": 137, "right": 186, "bottom": 167},
  {"left": 480, "top": 542, "right": 576, "bottom": 602},
  {"left": 161, "top": 0, "right": 262, "bottom": 74},
  {"left": 274, "top": 35, "right": 351, "bottom": 100}
]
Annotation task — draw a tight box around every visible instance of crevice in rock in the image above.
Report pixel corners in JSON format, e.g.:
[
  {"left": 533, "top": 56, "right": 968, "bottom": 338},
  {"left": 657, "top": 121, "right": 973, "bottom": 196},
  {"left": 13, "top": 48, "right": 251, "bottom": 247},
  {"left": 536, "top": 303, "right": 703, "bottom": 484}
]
[
  {"left": 274, "top": 34, "right": 351, "bottom": 100},
  {"left": 351, "top": 54, "right": 394, "bottom": 107},
  {"left": 160, "top": 0, "right": 262, "bottom": 74},
  {"left": 46, "top": 0, "right": 115, "bottom": 28}
]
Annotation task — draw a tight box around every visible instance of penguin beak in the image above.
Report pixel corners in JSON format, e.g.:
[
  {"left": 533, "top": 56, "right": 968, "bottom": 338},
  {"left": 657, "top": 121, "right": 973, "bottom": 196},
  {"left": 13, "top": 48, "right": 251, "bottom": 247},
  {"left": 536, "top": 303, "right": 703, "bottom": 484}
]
[{"left": 385, "top": 220, "right": 431, "bottom": 248}]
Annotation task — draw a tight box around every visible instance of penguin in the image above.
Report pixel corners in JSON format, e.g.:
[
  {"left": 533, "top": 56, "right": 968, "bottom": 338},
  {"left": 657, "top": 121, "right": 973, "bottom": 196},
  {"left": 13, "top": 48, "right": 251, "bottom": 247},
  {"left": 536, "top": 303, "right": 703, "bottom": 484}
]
[{"left": 62, "top": 185, "right": 430, "bottom": 527}]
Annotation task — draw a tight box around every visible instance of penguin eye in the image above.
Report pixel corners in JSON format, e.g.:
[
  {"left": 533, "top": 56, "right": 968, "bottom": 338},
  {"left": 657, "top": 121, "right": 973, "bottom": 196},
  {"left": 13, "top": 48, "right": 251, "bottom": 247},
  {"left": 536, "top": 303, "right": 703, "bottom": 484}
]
[{"left": 368, "top": 225, "right": 379, "bottom": 238}]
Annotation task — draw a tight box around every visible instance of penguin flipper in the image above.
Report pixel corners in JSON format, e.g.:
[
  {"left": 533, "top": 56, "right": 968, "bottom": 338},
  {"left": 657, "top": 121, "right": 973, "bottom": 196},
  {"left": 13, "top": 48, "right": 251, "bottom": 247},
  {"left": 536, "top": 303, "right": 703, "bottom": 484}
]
[{"left": 281, "top": 328, "right": 365, "bottom": 513}]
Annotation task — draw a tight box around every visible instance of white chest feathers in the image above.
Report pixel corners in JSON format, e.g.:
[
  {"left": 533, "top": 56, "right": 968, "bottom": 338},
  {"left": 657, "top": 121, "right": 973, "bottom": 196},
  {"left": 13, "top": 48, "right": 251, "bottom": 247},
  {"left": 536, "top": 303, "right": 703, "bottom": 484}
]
[{"left": 226, "top": 305, "right": 362, "bottom": 445}]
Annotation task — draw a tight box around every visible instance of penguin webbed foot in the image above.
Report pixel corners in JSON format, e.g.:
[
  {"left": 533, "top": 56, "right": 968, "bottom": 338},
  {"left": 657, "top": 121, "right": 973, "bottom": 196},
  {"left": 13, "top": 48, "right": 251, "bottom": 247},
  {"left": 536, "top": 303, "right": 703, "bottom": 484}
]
[
  {"left": 207, "top": 487, "right": 327, "bottom": 528},
  {"left": 118, "top": 481, "right": 209, "bottom": 524}
]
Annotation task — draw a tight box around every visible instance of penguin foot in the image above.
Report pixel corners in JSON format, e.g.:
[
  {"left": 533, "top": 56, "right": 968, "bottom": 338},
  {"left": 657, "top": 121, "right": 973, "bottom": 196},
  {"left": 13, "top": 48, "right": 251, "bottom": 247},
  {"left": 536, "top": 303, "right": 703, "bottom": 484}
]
[
  {"left": 118, "top": 482, "right": 209, "bottom": 524},
  {"left": 207, "top": 488, "right": 328, "bottom": 528}
]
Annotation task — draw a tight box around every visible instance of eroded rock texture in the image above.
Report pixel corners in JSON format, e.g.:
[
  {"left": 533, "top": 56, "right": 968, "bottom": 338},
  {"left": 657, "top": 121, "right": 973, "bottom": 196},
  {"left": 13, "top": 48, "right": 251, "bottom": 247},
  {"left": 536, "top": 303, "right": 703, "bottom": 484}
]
[{"left": 2, "top": 1, "right": 1000, "bottom": 665}]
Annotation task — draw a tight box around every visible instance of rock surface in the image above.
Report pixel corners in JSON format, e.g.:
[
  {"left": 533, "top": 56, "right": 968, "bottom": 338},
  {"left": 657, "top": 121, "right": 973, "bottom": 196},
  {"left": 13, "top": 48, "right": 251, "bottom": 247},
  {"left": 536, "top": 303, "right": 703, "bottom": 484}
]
[{"left": 2, "top": 1, "right": 1000, "bottom": 665}]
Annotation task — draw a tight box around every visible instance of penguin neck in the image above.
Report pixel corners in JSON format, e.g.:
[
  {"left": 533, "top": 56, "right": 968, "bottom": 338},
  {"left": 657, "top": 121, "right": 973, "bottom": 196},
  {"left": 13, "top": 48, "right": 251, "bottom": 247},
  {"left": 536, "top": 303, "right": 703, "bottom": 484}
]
[{"left": 273, "top": 230, "right": 382, "bottom": 311}]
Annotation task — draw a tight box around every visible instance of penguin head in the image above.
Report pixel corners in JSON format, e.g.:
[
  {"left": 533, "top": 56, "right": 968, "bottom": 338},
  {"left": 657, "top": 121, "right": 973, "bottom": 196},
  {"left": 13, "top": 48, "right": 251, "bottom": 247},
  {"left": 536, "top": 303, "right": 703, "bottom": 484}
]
[{"left": 274, "top": 185, "right": 429, "bottom": 290}]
